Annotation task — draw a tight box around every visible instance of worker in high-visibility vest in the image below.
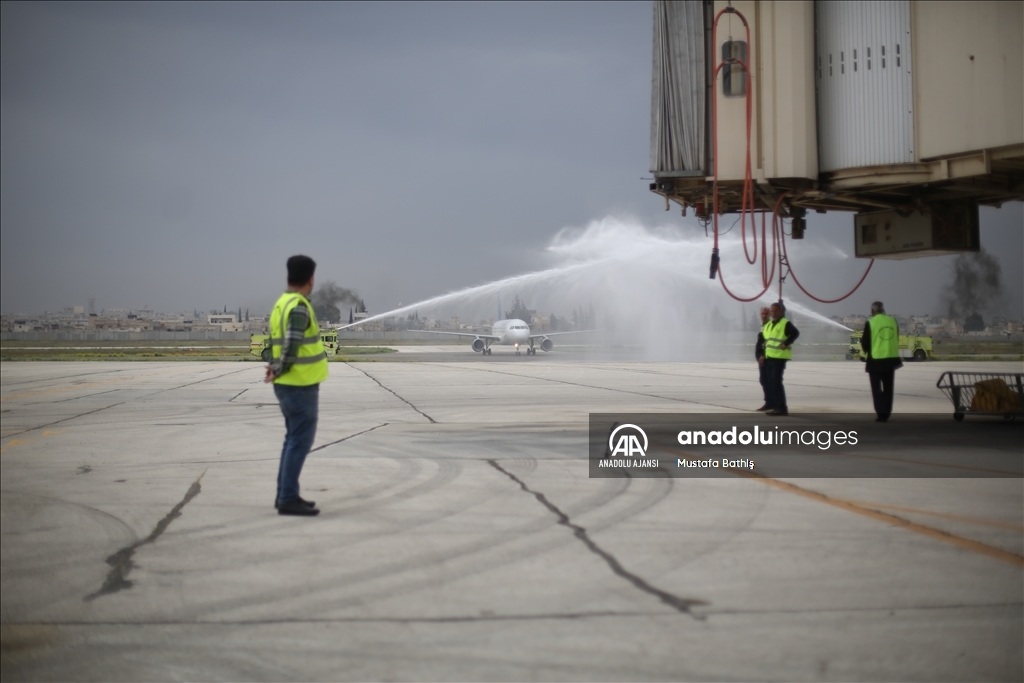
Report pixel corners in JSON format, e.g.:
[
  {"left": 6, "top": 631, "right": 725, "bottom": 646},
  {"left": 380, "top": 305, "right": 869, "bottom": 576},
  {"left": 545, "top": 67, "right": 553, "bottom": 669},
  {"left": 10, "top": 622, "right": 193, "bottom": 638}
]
[
  {"left": 759, "top": 302, "right": 799, "bottom": 416},
  {"left": 263, "top": 255, "right": 329, "bottom": 516},
  {"left": 861, "top": 301, "right": 902, "bottom": 422}
]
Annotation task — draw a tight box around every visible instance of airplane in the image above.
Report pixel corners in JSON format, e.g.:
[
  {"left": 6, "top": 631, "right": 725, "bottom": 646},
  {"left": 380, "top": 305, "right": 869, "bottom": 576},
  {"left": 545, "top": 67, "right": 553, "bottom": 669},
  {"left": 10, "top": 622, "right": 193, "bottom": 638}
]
[{"left": 420, "top": 301, "right": 594, "bottom": 356}]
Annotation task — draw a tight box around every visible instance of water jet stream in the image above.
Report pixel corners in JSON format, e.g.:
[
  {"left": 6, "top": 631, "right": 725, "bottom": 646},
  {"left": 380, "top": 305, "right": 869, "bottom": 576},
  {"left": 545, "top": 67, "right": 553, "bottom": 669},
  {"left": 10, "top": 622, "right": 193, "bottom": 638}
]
[{"left": 339, "top": 218, "right": 852, "bottom": 360}]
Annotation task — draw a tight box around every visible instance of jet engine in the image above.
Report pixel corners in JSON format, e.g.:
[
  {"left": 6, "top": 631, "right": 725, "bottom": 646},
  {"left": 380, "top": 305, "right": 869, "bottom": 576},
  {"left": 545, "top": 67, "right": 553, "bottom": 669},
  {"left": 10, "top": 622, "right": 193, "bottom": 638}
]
[
  {"left": 472, "top": 338, "right": 486, "bottom": 353},
  {"left": 540, "top": 338, "right": 553, "bottom": 352}
]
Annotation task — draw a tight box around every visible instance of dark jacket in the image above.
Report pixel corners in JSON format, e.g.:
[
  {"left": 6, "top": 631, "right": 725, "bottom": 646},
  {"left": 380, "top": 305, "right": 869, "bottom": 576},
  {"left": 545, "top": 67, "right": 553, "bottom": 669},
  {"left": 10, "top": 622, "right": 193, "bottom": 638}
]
[
  {"left": 755, "top": 331, "right": 766, "bottom": 361},
  {"left": 779, "top": 320, "right": 799, "bottom": 347},
  {"left": 862, "top": 320, "right": 904, "bottom": 373}
]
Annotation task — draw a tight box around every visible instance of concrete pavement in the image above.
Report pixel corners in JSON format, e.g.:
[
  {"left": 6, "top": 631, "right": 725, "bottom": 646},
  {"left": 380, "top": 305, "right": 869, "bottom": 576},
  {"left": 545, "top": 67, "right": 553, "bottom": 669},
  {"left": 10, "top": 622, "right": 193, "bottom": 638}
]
[{"left": 1, "top": 358, "right": 1021, "bottom": 681}]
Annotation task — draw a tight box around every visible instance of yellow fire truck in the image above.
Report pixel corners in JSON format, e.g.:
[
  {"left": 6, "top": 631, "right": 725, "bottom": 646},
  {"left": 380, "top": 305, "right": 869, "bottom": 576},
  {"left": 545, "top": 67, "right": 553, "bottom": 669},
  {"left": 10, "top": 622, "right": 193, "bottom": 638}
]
[
  {"left": 250, "top": 332, "right": 339, "bottom": 362},
  {"left": 847, "top": 331, "right": 932, "bottom": 361}
]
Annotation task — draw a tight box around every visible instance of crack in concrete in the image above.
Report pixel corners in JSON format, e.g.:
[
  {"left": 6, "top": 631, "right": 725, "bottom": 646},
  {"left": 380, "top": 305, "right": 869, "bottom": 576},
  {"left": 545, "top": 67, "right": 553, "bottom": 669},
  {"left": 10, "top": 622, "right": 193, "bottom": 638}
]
[
  {"left": 487, "top": 460, "right": 706, "bottom": 619},
  {"left": 311, "top": 423, "right": 388, "bottom": 452},
  {"left": 84, "top": 471, "right": 206, "bottom": 602},
  {"left": 347, "top": 365, "right": 436, "bottom": 423}
]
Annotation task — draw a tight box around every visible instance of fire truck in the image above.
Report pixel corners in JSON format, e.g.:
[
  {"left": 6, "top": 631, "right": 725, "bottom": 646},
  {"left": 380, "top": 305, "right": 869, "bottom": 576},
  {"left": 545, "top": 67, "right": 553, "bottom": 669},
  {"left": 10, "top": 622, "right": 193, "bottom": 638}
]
[
  {"left": 250, "top": 332, "right": 339, "bottom": 362},
  {"left": 847, "top": 331, "right": 932, "bottom": 362}
]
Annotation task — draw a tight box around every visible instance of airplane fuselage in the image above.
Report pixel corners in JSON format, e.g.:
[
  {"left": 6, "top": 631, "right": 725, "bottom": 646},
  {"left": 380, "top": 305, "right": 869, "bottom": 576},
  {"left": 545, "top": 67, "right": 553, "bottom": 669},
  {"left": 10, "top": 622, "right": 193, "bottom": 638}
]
[{"left": 490, "top": 319, "right": 531, "bottom": 348}]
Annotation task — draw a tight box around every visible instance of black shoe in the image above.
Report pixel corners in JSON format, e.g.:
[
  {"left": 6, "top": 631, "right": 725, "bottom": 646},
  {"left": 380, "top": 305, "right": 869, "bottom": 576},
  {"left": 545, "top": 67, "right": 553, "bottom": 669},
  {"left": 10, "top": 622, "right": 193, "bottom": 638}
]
[
  {"left": 875, "top": 416, "right": 889, "bottom": 422},
  {"left": 756, "top": 404, "right": 773, "bottom": 411},
  {"left": 275, "top": 496, "right": 316, "bottom": 510},
  {"left": 278, "top": 499, "right": 320, "bottom": 516},
  {"left": 768, "top": 409, "right": 788, "bottom": 416}
]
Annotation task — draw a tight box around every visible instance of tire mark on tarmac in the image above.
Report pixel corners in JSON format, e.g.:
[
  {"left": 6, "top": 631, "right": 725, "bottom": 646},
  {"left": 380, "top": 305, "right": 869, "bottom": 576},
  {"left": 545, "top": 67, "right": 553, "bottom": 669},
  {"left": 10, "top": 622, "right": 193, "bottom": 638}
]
[
  {"left": 179, "top": 460, "right": 651, "bottom": 619},
  {"left": 346, "top": 364, "right": 436, "bottom": 423},
  {"left": 18, "top": 601, "right": 1021, "bottom": 626},
  {"left": 437, "top": 363, "right": 737, "bottom": 411},
  {"left": 146, "top": 367, "right": 253, "bottom": 396},
  {"left": 2, "top": 402, "right": 126, "bottom": 439},
  {"left": 85, "top": 471, "right": 206, "bottom": 601},
  {"left": 565, "top": 362, "right": 945, "bottom": 401},
  {"left": 45, "top": 388, "right": 122, "bottom": 403},
  {"left": 487, "top": 459, "right": 706, "bottom": 618},
  {"left": 0, "top": 367, "right": 141, "bottom": 387}
]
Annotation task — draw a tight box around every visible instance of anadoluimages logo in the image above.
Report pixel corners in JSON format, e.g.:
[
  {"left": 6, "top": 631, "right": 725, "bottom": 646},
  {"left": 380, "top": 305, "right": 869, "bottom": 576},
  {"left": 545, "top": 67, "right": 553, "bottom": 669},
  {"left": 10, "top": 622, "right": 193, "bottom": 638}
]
[{"left": 608, "top": 424, "right": 648, "bottom": 458}]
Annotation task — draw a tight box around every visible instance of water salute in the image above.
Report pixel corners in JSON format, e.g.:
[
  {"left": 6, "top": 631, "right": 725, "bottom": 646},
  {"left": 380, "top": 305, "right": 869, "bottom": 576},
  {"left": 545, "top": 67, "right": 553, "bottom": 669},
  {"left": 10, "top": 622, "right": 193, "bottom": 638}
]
[{"left": 2, "top": 2, "right": 1022, "bottom": 682}]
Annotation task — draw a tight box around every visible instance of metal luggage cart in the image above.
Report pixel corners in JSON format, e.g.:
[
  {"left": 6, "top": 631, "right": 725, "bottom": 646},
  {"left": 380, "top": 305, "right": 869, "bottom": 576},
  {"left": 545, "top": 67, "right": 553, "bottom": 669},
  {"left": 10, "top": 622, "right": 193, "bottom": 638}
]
[{"left": 935, "top": 372, "right": 1024, "bottom": 421}]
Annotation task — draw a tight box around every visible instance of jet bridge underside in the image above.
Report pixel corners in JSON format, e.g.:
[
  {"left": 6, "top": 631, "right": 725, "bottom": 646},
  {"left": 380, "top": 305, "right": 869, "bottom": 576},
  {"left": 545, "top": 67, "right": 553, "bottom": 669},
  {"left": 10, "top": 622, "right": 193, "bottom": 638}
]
[{"left": 649, "top": 0, "right": 1023, "bottom": 231}]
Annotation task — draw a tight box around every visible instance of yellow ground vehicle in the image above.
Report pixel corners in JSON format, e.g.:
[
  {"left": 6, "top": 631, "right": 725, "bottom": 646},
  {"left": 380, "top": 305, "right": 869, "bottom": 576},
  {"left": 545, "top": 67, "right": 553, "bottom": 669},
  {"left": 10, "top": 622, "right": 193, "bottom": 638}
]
[
  {"left": 847, "top": 331, "right": 932, "bottom": 361},
  {"left": 250, "top": 332, "right": 338, "bottom": 362}
]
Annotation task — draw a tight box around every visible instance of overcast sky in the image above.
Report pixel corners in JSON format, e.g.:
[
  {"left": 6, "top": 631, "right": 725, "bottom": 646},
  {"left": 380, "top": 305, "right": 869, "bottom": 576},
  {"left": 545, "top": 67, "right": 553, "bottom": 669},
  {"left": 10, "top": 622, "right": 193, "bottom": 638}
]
[{"left": 2, "top": 1, "right": 1021, "bottom": 321}]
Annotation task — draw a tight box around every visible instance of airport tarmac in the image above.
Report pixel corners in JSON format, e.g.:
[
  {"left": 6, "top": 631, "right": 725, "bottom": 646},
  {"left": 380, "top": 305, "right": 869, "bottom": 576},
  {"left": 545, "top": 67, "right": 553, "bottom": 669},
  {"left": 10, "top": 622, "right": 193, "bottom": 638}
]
[{"left": 1, "top": 358, "right": 1021, "bottom": 681}]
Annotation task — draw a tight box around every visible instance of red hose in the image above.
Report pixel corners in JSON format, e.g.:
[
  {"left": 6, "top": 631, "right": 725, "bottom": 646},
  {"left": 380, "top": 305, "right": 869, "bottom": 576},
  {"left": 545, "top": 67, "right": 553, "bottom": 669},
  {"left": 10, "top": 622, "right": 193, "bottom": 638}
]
[
  {"left": 780, "top": 225, "right": 875, "bottom": 303},
  {"left": 708, "top": 10, "right": 874, "bottom": 307}
]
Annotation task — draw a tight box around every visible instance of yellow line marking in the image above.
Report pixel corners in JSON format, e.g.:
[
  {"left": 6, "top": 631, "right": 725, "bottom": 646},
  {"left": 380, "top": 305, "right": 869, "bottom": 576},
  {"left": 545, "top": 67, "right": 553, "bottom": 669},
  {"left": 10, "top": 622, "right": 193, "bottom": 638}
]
[
  {"left": 732, "top": 470, "right": 1024, "bottom": 567},
  {"left": 665, "top": 447, "right": 1023, "bottom": 566},
  {"left": 842, "top": 500, "right": 1024, "bottom": 532},
  {"left": 40, "top": 430, "right": 63, "bottom": 437},
  {"left": 0, "top": 438, "right": 33, "bottom": 454}
]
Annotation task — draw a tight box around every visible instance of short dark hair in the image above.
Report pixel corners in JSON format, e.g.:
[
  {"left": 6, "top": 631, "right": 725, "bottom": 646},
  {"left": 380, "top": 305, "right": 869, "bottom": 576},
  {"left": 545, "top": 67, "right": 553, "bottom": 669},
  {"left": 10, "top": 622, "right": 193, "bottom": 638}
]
[{"left": 287, "top": 255, "right": 316, "bottom": 286}]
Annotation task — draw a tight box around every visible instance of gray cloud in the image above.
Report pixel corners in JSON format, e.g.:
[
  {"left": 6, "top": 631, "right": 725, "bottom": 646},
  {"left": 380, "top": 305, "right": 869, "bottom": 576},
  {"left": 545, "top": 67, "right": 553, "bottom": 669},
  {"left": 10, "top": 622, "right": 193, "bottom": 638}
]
[{"left": 2, "top": 2, "right": 1021, "bottom": 321}]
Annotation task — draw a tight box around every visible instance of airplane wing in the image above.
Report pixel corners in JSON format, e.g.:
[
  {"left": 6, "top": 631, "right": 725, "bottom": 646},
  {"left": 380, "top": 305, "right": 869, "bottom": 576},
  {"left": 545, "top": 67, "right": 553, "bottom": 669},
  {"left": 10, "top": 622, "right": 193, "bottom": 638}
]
[
  {"left": 420, "top": 330, "right": 501, "bottom": 341},
  {"left": 528, "top": 329, "right": 599, "bottom": 341}
]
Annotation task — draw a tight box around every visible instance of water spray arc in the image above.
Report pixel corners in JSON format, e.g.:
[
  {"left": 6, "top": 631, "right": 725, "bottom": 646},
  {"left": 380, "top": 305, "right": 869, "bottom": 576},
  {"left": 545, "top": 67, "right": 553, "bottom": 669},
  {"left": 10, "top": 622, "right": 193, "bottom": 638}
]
[{"left": 337, "top": 218, "right": 850, "bottom": 363}]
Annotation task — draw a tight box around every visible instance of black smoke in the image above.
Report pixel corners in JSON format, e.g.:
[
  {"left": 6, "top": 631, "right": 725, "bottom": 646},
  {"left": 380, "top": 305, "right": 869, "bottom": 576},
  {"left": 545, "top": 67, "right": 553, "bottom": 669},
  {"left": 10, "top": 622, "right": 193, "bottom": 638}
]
[
  {"left": 943, "top": 250, "right": 1003, "bottom": 326},
  {"left": 311, "top": 280, "right": 360, "bottom": 324}
]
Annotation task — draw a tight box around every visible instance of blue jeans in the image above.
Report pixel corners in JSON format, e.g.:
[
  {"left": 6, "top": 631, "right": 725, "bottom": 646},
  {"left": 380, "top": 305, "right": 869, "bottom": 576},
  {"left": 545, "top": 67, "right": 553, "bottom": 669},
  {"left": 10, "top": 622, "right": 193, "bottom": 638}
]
[{"left": 274, "top": 383, "right": 319, "bottom": 506}]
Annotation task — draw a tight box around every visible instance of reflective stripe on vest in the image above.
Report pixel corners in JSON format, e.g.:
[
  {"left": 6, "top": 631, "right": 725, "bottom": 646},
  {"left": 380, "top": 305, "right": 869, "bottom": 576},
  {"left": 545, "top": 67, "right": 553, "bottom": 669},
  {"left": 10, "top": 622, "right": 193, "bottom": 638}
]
[
  {"left": 270, "top": 292, "right": 328, "bottom": 386},
  {"left": 269, "top": 335, "right": 321, "bottom": 346},
  {"left": 763, "top": 317, "right": 792, "bottom": 360},
  {"left": 869, "top": 314, "right": 899, "bottom": 360}
]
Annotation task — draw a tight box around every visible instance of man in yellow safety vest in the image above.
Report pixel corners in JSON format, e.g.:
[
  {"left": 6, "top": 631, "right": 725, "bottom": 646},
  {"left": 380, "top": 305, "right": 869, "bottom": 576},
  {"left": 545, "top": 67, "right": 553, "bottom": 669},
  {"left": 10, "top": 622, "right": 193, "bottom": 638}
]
[
  {"left": 263, "top": 255, "right": 329, "bottom": 516},
  {"left": 860, "top": 301, "right": 902, "bottom": 422},
  {"left": 759, "top": 302, "right": 799, "bottom": 416}
]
